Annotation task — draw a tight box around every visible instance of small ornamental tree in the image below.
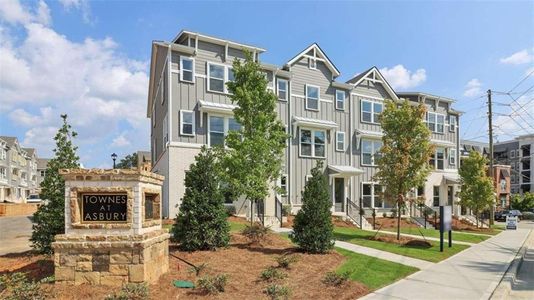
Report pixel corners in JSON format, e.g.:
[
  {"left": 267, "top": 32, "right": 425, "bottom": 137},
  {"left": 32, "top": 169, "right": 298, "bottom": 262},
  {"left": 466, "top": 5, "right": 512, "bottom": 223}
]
[
  {"left": 224, "top": 51, "right": 288, "bottom": 225},
  {"left": 290, "top": 161, "right": 334, "bottom": 253},
  {"left": 31, "top": 114, "right": 80, "bottom": 254},
  {"left": 458, "top": 151, "right": 494, "bottom": 227},
  {"left": 172, "top": 146, "right": 230, "bottom": 251},
  {"left": 115, "top": 152, "right": 138, "bottom": 169},
  {"left": 374, "top": 100, "right": 434, "bottom": 240}
]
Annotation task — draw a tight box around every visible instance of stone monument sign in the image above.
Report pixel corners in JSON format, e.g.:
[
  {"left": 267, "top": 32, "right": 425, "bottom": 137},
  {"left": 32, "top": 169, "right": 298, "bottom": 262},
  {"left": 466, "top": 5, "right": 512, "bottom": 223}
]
[{"left": 52, "top": 169, "right": 169, "bottom": 286}]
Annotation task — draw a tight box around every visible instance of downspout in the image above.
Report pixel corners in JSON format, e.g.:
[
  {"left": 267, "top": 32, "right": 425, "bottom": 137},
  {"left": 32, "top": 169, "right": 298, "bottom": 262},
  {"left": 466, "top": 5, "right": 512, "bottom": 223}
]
[{"left": 167, "top": 44, "right": 172, "bottom": 219}]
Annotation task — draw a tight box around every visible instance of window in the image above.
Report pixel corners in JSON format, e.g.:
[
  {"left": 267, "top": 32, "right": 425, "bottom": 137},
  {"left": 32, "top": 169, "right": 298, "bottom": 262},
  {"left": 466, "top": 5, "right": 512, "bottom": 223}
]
[
  {"left": 336, "top": 90, "right": 345, "bottom": 110},
  {"left": 277, "top": 79, "right": 288, "bottom": 101},
  {"left": 361, "top": 139, "right": 382, "bottom": 166},
  {"left": 449, "top": 149, "right": 457, "bottom": 166},
  {"left": 279, "top": 174, "right": 288, "bottom": 196},
  {"left": 208, "top": 115, "right": 241, "bottom": 147},
  {"left": 0, "top": 149, "right": 5, "bottom": 160},
  {"left": 40, "top": 170, "right": 45, "bottom": 177},
  {"left": 430, "top": 147, "right": 445, "bottom": 170},
  {"left": 361, "top": 100, "right": 382, "bottom": 123},
  {"left": 433, "top": 186, "right": 440, "bottom": 206},
  {"left": 0, "top": 167, "right": 6, "bottom": 179},
  {"left": 511, "top": 150, "right": 515, "bottom": 158},
  {"left": 180, "top": 57, "right": 194, "bottom": 83},
  {"left": 207, "top": 63, "right": 225, "bottom": 93},
  {"left": 362, "top": 183, "right": 384, "bottom": 208},
  {"left": 427, "top": 112, "right": 445, "bottom": 133},
  {"left": 449, "top": 115, "right": 457, "bottom": 132},
  {"left": 336, "top": 132, "right": 345, "bottom": 152},
  {"left": 180, "top": 110, "right": 195, "bottom": 136},
  {"left": 309, "top": 58, "right": 317, "bottom": 69},
  {"left": 305, "top": 85, "right": 319, "bottom": 111},
  {"left": 299, "top": 128, "right": 326, "bottom": 158}
]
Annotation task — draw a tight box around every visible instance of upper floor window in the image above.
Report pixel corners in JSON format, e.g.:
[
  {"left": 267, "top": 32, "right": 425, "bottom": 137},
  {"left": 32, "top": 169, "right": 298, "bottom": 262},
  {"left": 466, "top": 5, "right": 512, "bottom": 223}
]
[
  {"left": 336, "top": 131, "right": 345, "bottom": 152},
  {"left": 40, "top": 170, "right": 45, "bottom": 177},
  {"left": 0, "top": 149, "right": 5, "bottom": 160},
  {"left": 180, "top": 110, "right": 195, "bottom": 136},
  {"left": 180, "top": 57, "right": 195, "bottom": 83},
  {"left": 450, "top": 149, "right": 457, "bottom": 166},
  {"left": 449, "top": 115, "right": 457, "bottom": 133},
  {"left": 309, "top": 58, "right": 317, "bottom": 70},
  {"left": 511, "top": 150, "right": 515, "bottom": 158},
  {"left": 277, "top": 79, "right": 288, "bottom": 101},
  {"left": 208, "top": 115, "right": 241, "bottom": 147},
  {"left": 0, "top": 167, "right": 6, "bottom": 179},
  {"left": 207, "top": 63, "right": 226, "bottom": 93},
  {"left": 361, "top": 100, "right": 382, "bottom": 124},
  {"left": 336, "top": 90, "right": 345, "bottom": 111},
  {"left": 305, "top": 84, "right": 320, "bottom": 111},
  {"left": 430, "top": 147, "right": 445, "bottom": 170},
  {"left": 300, "top": 128, "right": 325, "bottom": 158},
  {"left": 361, "top": 139, "right": 382, "bottom": 166},
  {"left": 427, "top": 112, "right": 445, "bottom": 133}
]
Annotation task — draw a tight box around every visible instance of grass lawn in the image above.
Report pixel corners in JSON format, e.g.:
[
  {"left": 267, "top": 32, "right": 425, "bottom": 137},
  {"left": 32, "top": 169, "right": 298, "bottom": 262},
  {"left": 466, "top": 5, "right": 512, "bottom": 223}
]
[
  {"left": 381, "top": 227, "right": 491, "bottom": 243},
  {"left": 162, "top": 220, "right": 246, "bottom": 233},
  {"left": 335, "top": 247, "right": 418, "bottom": 290},
  {"left": 333, "top": 226, "right": 469, "bottom": 263}
]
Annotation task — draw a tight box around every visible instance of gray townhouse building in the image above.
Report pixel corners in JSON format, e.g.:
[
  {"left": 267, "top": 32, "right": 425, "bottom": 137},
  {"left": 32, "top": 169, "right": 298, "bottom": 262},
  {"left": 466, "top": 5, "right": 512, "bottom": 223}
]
[
  {"left": 0, "top": 136, "right": 40, "bottom": 203},
  {"left": 147, "top": 30, "right": 462, "bottom": 226}
]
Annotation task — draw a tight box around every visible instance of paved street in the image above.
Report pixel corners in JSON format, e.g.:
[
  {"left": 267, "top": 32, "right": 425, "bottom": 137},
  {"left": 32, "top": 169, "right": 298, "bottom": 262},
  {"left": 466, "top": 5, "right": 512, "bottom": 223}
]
[
  {"left": 0, "top": 216, "right": 34, "bottom": 255},
  {"left": 362, "top": 227, "right": 532, "bottom": 300},
  {"left": 509, "top": 220, "right": 534, "bottom": 299}
]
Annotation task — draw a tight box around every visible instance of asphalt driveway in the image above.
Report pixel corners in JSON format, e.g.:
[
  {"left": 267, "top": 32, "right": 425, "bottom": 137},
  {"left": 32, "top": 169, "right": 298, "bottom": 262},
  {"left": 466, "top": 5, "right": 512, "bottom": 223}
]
[{"left": 0, "top": 215, "right": 34, "bottom": 255}]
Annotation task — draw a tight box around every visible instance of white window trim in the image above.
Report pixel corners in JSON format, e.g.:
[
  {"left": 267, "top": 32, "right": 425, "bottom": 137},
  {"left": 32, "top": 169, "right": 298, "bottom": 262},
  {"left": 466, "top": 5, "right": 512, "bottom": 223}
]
[
  {"left": 449, "top": 115, "right": 457, "bottom": 133},
  {"left": 335, "top": 90, "right": 345, "bottom": 111},
  {"left": 299, "top": 127, "right": 326, "bottom": 158},
  {"left": 433, "top": 186, "right": 440, "bottom": 207},
  {"left": 305, "top": 84, "right": 320, "bottom": 111},
  {"left": 361, "top": 138, "right": 382, "bottom": 166},
  {"left": 430, "top": 147, "right": 446, "bottom": 170},
  {"left": 180, "top": 56, "right": 195, "bottom": 83},
  {"left": 207, "top": 62, "right": 229, "bottom": 94},
  {"left": 277, "top": 78, "right": 288, "bottom": 101},
  {"left": 449, "top": 148, "right": 457, "bottom": 165},
  {"left": 427, "top": 112, "right": 445, "bottom": 134},
  {"left": 361, "top": 182, "right": 384, "bottom": 208},
  {"left": 336, "top": 131, "right": 345, "bottom": 152},
  {"left": 309, "top": 57, "right": 317, "bottom": 70},
  {"left": 360, "top": 99, "right": 382, "bottom": 124},
  {"left": 207, "top": 114, "right": 239, "bottom": 147},
  {"left": 179, "top": 110, "right": 195, "bottom": 136},
  {"left": 278, "top": 174, "right": 288, "bottom": 196}
]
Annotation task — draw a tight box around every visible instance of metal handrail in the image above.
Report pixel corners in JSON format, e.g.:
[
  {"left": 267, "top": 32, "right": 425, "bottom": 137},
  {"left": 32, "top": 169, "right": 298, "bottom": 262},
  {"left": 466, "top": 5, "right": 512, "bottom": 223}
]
[
  {"left": 274, "top": 196, "right": 283, "bottom": 228},
  {"left": 410, "top": 202, "right": 437, "bottom": 229},
  {"left": 346, "top": 197, "right": 362, "bottom": 228}
]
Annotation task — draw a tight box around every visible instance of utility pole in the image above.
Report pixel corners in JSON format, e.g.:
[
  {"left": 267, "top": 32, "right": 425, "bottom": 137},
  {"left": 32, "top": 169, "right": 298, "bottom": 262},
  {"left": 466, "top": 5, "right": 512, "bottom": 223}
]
[{"left": 487, "top": 89, "right": 495, "bottom": 225}]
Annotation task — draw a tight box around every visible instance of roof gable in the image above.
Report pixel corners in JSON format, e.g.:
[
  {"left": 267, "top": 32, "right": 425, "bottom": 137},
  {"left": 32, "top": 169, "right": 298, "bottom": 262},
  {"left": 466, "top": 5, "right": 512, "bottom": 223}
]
[
  {"left": 346, "top": 67, "right": 399, "bottom": 101},
  {"left": 285, "top": 43, "right": 340, "bottom": 77}
]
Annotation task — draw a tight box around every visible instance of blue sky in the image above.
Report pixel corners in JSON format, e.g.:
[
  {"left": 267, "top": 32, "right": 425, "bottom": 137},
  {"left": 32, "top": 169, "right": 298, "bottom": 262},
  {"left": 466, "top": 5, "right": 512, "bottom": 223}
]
[{"left": 1, "top": 0, "right": 533, "bottom": 168}]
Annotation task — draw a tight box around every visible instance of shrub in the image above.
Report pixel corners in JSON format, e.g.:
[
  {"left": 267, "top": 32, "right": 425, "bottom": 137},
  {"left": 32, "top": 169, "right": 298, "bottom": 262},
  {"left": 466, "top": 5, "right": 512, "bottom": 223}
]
[
  {"left": 290, "top": 161, "right": 334, "bottom": 253},
  {"left": 390, "top": 208, "right": 397, "bottom": 218},
  {"left": 197, "top": 274, "right": 228, "bottom": 295},
  {"left": 104, "top": 283, "right": 149, "bottom": 300},
  {"left": 224, "top": 204, "right": 236, "bottom": 216},
  {"left": 282, "top": 204, "right": 291, "bottom": 217},
  {"left": 382, "top": 212, "right": 387, "bottom": 218},
  {"left": 265, "top": 284, "right": 291, "bottom": 300},
  {"left": 260, "top": 267, "right": 287, "bottom": 282},
  {"left": 241, "top": 223, "right": 271, "bottom": 243},
  {"left": 172, "top": 147, "right": 230, "bottom": 251},
  {"left": 275, "top": 254, "right": 298, "bottom": 269},
  {"left": 423, "top": 207, "right": 435, "bottom": 217},
  {"left": 0, "top": 272, "right": 45, "bottom": 300},
  {"left": 522, "top": 211, "right": 534, "bottom": 220},
  {"left": 322, "top": 271, "right": 350, "bottom": 287}
]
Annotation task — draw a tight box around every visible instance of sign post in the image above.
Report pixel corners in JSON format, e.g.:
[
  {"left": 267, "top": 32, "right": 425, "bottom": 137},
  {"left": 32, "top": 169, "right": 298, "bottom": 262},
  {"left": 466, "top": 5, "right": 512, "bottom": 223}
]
[{"left": 440, "top": 205, "right": 452, "bottom": 252}]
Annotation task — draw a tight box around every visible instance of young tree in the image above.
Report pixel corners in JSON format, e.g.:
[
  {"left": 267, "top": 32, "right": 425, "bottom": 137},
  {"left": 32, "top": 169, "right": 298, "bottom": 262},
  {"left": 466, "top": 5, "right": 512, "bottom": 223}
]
[
  {"left": 458, "top": 151, "right": 494, "bottom": 227},
  {"left": 31, "top": 114, "right": 80, "bottom": 254},
  {"left": 510, "top": 192, "right": 534, "bottom": 212},
  {"left": 374, "top": 100, "right": 434, "bottom": 240},
  {"left": 115, "top": 152, "right": 138, "bottom": 169},
  {"left": 290, "top": 161, "right": 334, "bottom": 253},
  {"left": 172, "top": 147, "right": 230, "bottom": 251},
  {"left": 224, "top": 51, "right": 288, "bottom": 225}
]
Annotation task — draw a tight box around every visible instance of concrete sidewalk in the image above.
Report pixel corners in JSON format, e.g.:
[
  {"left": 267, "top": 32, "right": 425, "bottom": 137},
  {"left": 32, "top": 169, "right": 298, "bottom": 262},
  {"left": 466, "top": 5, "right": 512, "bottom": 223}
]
[{"left": 362, "top": 228, "right": 531, "bottom": 300}]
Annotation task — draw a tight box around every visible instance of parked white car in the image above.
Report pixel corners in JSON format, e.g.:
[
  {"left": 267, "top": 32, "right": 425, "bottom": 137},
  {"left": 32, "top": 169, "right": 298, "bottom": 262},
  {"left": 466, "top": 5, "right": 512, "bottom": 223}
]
[{"left": 26, "top": 194, "right": 42, "bottom": 203}]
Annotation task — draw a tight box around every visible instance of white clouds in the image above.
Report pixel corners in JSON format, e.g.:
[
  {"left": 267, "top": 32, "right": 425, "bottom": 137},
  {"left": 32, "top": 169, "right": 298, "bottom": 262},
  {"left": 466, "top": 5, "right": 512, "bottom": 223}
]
[
  {"left": 111, "top": 134, "right": 131, "bottom": 147},
  {"left": 58, "top": 0, "right": 93, "bottom": 24},
  {"left": 379, "top": 65, "right": 426, "bottom": 90},
  {"left": 463, "top": 78, "right": 483, "bottom": 97},
  {"left": 0, "top": 0, "right": 51, "bottom": 26},
  {"left": 500, "top": 49, "right": 533, "bottom": 65}
]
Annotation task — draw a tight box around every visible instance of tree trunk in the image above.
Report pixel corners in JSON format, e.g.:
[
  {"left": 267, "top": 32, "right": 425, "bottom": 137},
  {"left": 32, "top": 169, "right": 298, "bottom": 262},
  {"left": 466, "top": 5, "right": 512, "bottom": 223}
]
[
  {"left": 397, "top": 194, "right": 403, "bottom": 240},
  {"left": 250, "top": 199, "right": 254, "bottom": 226}
]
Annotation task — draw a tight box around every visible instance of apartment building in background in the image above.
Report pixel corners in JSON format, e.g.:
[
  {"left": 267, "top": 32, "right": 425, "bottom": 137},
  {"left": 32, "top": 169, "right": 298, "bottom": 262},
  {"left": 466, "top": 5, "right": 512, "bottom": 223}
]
[
  {"left": 494, "top": 134, "right": 534, "bottom": 194},
  {"left": 0, "top": 136, "right": 40, "bottom": 203},
  {"left": 147, "top": 30, "right": 462, "bottom": 225}
]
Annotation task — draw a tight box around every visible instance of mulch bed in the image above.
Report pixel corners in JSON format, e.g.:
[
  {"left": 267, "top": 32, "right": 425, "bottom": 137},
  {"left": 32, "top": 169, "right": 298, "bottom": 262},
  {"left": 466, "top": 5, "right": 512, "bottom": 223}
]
[
  {"left": 0, "top": 233, "right": 369, "bottom": 300},
  {"left": 367, "top": 217, "right": 419, "bottom": 229}
]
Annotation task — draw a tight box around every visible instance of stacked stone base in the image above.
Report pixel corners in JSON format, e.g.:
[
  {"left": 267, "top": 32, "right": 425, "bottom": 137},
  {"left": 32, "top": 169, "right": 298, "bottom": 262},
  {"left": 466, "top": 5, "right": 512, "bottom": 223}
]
[{"left": 52, "top": 230, "right": 169, "bottom": 286}]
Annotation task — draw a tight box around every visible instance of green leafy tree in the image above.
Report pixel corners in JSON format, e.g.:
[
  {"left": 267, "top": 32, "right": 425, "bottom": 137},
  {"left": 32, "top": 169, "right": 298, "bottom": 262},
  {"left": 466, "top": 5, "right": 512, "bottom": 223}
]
[
  {"left": 31, "top": 114, "right": 80, "bottom": 254},
  {"left": 458, "top": 151, "right": 494, "bottom": 227},
  {"left": 290, "top": 161, "right": 334, "bottom": 253},
  {"left": 374, "top": 100, "right": 434, "bottom": 240},
  {"left": 224, "top": 51, "right": 288, "bottom": 225},
  {"left": 115, "top": 152, "right": 138, "bottom": 169},
  {"left": 172, "top": 146, "right": 230, "bottom": 251},
  {"left": 510, "top": 192, "right": 534, "bottom": 212}
]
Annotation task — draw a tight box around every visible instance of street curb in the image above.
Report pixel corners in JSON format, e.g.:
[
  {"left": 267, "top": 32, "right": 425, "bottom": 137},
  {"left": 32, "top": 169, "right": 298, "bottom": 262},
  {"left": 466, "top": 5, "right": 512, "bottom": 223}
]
[{"left": 490, "top": 229, "right": 532, "bottom": 300}]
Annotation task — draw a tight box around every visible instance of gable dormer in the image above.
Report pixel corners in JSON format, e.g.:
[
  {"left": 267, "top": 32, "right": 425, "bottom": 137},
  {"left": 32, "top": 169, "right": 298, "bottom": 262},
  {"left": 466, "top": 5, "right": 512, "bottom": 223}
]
[
  {"left": 346, "top": 67, "right": 399, "bottom": 102},
  {"left": 284, "top": 43, "right": 341, "bottom": 80}
]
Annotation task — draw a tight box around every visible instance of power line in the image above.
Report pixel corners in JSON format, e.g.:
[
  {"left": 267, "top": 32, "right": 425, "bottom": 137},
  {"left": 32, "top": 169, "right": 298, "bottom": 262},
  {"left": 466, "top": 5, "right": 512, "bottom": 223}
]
[{"left": 507, "top": 69, "right": 534, "bottom": 94}]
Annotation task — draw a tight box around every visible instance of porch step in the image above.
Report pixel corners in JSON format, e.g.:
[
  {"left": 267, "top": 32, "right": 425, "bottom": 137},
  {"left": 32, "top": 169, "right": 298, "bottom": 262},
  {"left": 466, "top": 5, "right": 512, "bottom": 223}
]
[
  {"left": 345, "top": 215, "right": 373, "bottom": 230},
  {"left": 411, "top": 216, "right": 435, "bottom": 229},
  {"left": 459, "top": 215, "right": 489, "bottom": 228}
]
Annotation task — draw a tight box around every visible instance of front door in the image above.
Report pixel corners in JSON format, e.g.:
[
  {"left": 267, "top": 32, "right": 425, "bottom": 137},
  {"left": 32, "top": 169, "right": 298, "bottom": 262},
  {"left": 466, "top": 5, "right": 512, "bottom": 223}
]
[
  {"left": 334, "top": 178, "right": 344, "bottom": 212},
  {"left": 447, "top": 186, "right": 453, "bottom": 206}
]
